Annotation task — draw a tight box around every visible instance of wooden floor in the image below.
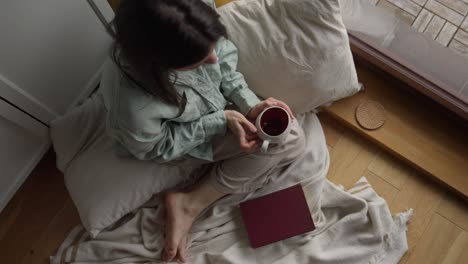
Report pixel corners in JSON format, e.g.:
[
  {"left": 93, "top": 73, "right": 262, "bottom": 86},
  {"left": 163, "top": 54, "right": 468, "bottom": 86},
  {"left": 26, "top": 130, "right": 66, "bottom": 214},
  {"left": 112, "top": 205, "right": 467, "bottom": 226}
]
[
  {"left": 320, "top": 113, "right": 468, "bottom": 264},
  {"left": 324, "top": 63, "right": 468, "bottom": 198},
  {"left": 0, "top": 115, "right": 467, "bottom": 263}
]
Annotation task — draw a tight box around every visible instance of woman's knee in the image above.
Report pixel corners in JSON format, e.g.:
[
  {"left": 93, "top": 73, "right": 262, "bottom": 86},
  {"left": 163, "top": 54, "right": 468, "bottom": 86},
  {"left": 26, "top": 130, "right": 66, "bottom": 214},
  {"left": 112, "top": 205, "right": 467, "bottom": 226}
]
[
  {"left": 287, "top": 120, "right": 306, "bottom": 157},
  {"left": 267, "top": 120, "right": 305, "bottom": 158}
]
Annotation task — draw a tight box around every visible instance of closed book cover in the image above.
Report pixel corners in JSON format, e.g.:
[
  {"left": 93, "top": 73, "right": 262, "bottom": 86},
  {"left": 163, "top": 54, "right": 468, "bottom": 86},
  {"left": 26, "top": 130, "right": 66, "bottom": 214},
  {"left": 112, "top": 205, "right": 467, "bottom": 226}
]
[{"left": 239, "top": 184, "right": 315, "bottom": 248}]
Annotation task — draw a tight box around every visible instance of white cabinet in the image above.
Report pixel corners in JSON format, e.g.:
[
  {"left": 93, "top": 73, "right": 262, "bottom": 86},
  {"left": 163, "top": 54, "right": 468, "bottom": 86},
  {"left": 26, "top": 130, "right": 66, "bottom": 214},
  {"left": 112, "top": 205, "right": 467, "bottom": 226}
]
[
  {"left": 0, "top": 0, "right": 113, "bottom": 124},
  {"left": 0, "top": 0, "right": 114, "bottom": 211},
  {"left": 0, "top": 99, "right": 49, "bottom": 211}
]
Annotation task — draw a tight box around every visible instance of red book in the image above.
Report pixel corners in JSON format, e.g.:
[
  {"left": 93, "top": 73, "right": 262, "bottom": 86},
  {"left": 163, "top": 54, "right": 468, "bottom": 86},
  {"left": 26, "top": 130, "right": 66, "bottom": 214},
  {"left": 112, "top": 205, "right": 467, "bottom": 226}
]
[{"left": 239, "top": 184, "right": 315, "bottom": 248}]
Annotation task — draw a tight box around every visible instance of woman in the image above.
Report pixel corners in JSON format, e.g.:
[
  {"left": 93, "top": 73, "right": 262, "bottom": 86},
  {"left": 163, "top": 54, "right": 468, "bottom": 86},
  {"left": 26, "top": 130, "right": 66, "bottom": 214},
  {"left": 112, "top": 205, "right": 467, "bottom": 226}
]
[{"left": 104, "top": 0, "right": 305, "bottom": 262}]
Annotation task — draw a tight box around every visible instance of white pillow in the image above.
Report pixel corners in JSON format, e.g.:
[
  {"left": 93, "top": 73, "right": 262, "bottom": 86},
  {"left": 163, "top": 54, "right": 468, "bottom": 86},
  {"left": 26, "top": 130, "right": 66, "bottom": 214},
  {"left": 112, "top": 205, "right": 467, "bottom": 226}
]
[
  {"left": 218, "top": 0, "right": 360, "bottom": 113},
  {"left": 51, "top": 94, "right": 199, "bottom": 237}
]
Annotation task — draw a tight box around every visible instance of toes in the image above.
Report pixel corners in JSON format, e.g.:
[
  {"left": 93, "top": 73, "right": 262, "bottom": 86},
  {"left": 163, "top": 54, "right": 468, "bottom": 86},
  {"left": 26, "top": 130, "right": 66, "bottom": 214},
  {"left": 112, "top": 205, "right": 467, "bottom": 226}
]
[
  {"left": 163, "top": 230, "right": 178, "bottom": 261},
  {"left": 165, "top": 225, "right": 185, "bottom": 259},
  {"left": 176, "top": 235, "right": 188, "bottom": 263},
  {"left": 163, "top": 247, "right": 177, "bottom": 262}
]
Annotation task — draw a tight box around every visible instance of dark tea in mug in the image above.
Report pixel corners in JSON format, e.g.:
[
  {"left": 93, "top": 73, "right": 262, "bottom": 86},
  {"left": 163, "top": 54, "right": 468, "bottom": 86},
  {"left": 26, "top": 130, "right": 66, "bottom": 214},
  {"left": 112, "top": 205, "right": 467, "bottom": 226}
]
[{"left": 260, "top": 108, "right": 289, "bottom": 136}]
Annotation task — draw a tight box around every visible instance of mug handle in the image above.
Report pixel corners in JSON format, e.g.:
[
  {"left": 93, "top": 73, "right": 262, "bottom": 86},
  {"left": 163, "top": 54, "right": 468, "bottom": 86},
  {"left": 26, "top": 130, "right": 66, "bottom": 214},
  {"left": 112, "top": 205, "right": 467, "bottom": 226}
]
[{"left": 261, "top": 140, "right": 270, "bottom": 153}]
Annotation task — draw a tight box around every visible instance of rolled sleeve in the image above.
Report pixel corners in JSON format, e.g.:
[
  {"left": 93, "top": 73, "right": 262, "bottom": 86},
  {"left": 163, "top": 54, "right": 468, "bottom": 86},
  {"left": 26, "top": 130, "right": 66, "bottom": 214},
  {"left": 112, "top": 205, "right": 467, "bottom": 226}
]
[
  {"left": 228, "top": 87, "right": 261, "bottom": 115},
  {"left": 202, "top": 109, "right": 227, "bottom": 137},
  {"left": 218, "top": 38, "right": 260, "bottom": 115}
]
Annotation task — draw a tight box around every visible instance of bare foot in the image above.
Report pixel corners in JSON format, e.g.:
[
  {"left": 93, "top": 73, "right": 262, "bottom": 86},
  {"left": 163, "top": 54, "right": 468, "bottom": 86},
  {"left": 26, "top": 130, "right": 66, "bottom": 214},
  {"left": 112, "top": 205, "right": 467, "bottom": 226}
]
[{"left": 162, "top": 192, "right": 199, "bottom": 263}]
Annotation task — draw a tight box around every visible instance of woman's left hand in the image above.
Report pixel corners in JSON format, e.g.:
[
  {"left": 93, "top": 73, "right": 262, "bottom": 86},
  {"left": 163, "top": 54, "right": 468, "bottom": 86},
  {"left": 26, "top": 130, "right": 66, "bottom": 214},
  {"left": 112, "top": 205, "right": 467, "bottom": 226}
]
[{"left": 247, "top": 97, "right": 295, "bottom": 121}]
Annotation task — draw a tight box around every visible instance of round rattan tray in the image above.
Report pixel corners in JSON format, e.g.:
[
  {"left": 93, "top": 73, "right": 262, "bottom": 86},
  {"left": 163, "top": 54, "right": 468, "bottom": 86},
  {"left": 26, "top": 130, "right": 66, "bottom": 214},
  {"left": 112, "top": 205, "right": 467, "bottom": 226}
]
[{"left": 355, "top": 100, "right": 386, "bottom": 130}]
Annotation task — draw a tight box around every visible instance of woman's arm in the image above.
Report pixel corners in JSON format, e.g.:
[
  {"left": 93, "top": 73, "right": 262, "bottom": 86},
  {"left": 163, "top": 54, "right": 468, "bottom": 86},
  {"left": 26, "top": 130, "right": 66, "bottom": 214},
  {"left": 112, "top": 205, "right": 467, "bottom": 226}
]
[
  {"left": 112, "top": 110, "right": 226, "bottom": 162},
  {"left": 217, "top": 38, "right": 261, "bottom": 115},
  {"left": 216, "top": 38, "right": 295, "bottom": 121}
]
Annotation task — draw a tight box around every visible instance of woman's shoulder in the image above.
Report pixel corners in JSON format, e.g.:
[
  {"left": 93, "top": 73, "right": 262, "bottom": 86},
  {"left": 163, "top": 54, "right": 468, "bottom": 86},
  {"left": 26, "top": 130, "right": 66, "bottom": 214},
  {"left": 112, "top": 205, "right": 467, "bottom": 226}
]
[
  {"left": 99, "top": 58, "right": 180, "bottom": 129},
  {"left": 118, "top": 79, "right": 180, "bottom": 120}
]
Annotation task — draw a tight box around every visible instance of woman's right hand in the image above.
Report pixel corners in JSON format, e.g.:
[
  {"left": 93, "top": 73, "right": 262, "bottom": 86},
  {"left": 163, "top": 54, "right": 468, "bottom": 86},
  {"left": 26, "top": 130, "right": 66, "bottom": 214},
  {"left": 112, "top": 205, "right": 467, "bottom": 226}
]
[{"left": 224, "top": 110, "right": 260, "bottom": 153}]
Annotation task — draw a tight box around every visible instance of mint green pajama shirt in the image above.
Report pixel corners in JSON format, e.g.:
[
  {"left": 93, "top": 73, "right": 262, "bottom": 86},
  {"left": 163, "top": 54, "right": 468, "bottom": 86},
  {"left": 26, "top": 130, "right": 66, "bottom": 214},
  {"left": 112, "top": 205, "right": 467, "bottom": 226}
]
[{"left": 100, "top": 37, "right": 260, "bottom": 162}]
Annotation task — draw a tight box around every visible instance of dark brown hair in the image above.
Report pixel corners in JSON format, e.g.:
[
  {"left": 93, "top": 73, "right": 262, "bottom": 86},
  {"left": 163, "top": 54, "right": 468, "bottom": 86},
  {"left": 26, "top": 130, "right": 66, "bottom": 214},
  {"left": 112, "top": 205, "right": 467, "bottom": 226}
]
[{"left": 110, "top": 0, "right": 227, "bottom": 108}]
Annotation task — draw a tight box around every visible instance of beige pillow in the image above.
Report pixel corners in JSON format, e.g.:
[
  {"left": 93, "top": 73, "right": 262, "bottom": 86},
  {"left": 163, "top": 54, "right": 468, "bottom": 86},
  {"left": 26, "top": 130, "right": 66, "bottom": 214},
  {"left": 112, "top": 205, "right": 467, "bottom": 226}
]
[
  {"left": 218, "top": 0, "right": 361, "bottom": 113},
  {"left": 51, "top": 94, "right": 198, "bottom": 237}
]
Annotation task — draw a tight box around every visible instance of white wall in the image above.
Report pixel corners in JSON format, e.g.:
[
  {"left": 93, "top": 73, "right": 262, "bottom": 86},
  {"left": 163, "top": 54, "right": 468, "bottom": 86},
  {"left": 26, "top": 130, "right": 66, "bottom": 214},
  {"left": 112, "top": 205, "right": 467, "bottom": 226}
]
[{"left": 0, "top": 0, "right": 113, "bottom": 123}]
